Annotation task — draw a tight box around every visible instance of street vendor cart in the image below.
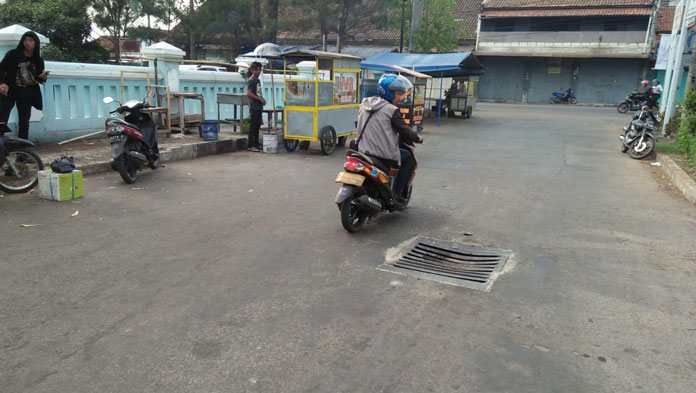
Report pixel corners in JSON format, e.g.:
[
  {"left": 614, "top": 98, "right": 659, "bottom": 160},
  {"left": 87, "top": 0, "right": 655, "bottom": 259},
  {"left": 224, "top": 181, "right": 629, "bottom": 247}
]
[
  {"left": 447, "top": 76, "right": 477, "bottom": 119},
  {"left": 389, "top": 65, "right": 431, "bottom": 130},
  {"left": 282, "top": 50, "right": 361, "bottom": 155}
]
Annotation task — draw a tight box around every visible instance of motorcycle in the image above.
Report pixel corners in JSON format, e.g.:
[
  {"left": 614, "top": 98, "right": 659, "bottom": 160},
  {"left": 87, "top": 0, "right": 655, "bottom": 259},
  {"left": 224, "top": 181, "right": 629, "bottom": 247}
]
[
  {"left": 620, "top": 106, "right": 659, "bottom": 159},
  {"left": 549, "top": 88, "right": 577, "bottom": 104},
  {"left": 102, "top": 91, "right": 159, "bottom": 184},
  {"left": 0, "top": 134, "right": 44, "bottom": 193},
  {"left": 617, "top": 91, "right": 645, "bottom": 113},
  {"left": 335, "top": 143, "right": 420, "bottom": 233}
]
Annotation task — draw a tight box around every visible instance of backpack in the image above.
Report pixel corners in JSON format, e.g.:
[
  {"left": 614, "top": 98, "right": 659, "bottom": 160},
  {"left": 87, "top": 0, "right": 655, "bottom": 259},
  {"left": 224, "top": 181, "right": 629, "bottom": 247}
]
[{"left": 50, "top": 156, "right": 75, "bottom": 173}]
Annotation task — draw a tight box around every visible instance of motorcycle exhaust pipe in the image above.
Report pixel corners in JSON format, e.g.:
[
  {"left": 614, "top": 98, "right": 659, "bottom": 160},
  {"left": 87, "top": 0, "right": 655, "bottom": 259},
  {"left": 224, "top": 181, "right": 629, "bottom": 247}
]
[
  {"left": 355, "top": 195, "right": 383, "bottom": 213},
  {"left": 128, "top": 151, "right": 148, "bottom": 164}
]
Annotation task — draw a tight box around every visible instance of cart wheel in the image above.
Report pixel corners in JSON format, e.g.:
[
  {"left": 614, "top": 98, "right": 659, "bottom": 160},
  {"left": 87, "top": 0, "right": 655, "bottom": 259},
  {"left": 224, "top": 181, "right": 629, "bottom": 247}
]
[
  {"left": 466, "top": 106, "right": 473, "bottom": 119},
  {"left": 284, "top": 138, "right": 299, "bottom": 152},
  {"left": 337, "top": 136, "right": 346, "bottom": 147},
  {"left": 320, "top": 126, "right": 337, "bottom": 155}
]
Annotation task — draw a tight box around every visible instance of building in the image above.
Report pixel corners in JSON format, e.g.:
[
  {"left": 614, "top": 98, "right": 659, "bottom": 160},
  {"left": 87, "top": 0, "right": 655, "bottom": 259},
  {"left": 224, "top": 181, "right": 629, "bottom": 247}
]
[{"left": 475, "top": 0, "right": 659, "bottom": 104}]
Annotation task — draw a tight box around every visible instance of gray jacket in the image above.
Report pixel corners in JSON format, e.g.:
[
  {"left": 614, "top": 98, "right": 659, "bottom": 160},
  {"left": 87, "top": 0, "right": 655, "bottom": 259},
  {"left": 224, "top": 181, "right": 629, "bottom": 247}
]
[{"left": 356, "top": 96, "right": 419, "bottom": 165}]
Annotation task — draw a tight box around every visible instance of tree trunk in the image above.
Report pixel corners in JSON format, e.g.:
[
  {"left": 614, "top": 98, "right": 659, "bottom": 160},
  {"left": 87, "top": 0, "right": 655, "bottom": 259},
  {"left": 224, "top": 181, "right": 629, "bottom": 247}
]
[{"left": 265, "top": 0, "right": 279, "bottom": 43}]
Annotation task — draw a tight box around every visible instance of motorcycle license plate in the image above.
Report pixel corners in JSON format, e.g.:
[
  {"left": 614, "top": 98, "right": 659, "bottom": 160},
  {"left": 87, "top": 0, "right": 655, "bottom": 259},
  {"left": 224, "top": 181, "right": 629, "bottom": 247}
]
[
  {"left": 335, "top": 171, "right": 364, "bottom": 186},
  {"left": 109, "top": 134, "right": 123, "bottom": 142}
]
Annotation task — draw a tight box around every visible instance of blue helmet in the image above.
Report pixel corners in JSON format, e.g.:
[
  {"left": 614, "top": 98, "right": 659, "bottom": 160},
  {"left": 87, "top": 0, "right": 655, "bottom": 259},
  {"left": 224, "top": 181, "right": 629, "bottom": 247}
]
[{"left": 377, "top": 74, "right": 414, "bottom": 102}]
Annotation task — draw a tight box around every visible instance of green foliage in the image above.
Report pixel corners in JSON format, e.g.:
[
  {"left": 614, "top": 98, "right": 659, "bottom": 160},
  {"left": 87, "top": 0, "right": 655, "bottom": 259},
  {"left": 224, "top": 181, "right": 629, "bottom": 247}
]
[
  {"left": 656, "top": 141, "right": 680, "bottom": 154},
  {"left": 411, "top": 0, "right": 464, "bottom": 53},
  {"left": 676, "top": 90, "right": 696, "bottom": 162},
  {"left": 663, "top": 107, "right": 682, "bottom": 137},
  {"left": 0, "top": 0, "right": 109, "bottom": 63}
]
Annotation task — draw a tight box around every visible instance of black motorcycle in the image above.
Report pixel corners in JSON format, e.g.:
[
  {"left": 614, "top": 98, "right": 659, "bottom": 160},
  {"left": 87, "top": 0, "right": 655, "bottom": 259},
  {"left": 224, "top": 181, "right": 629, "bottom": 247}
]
[
  {"left": 620, "top": 106, "right": 659, "bottom": 159},
  {"left": 0, "top": 134, "right": 44, "bottom": 193},
  {"left": 617, "top": 91, "right": 645, "bottom": 113},
  {"left": 335, "top": 142, "right": 421, "bottom": 233},
  {"left": 103, "top": 91, "right": 159, "bottom": 184}
]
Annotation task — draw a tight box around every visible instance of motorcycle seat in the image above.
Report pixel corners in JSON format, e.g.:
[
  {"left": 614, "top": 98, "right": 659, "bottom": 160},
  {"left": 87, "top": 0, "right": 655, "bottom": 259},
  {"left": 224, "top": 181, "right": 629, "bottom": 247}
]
[{"left": 366, "top": 155, "right": 393, "bottom": 173}]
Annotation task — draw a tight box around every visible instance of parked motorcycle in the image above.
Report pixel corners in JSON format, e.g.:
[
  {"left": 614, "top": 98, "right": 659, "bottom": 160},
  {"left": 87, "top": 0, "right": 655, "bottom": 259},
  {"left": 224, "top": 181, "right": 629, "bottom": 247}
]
[
  {"left": 0, "top": 134, "right": 44, "bottom": 193},
  {"left": 617, "top": 91, "right": 645, "bottom": 113},
  {"left": 103, "top": 91, "right": 159, "bottom": 184},
  {"left": 335, "top": 143, "right": 421, "bottom": 233},
  {"left": 620, "top": 106, "right": 659, "bottom": 159},
  {"left": 549, "top": 88, "right": 577, "bottom": 104}
]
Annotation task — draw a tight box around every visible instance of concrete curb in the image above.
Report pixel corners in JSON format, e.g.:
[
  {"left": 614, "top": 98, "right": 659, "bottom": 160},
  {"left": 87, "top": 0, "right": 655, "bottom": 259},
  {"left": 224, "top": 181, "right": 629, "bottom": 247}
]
[
  {"left": 477, "top": 100, "right": 615, "bottom": 108},
  {"left": 77, "top": 137, "right": 248, "bottom": 175},
  {"left": 656, "top": 153, "right": 696, "bottom": 205}
]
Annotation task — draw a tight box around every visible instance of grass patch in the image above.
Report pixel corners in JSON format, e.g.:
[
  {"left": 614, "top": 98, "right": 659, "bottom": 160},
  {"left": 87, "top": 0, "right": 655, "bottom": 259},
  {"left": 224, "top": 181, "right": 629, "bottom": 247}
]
[{"left": 657, "top": 141, "right": 680, "bottom": 154}]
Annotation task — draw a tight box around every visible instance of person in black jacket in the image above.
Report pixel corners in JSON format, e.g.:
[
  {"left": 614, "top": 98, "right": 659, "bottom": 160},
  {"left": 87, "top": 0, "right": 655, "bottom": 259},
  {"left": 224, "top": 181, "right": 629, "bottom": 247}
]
[{"left": 0, "top": 31, "right": 48, "bottom": 140}]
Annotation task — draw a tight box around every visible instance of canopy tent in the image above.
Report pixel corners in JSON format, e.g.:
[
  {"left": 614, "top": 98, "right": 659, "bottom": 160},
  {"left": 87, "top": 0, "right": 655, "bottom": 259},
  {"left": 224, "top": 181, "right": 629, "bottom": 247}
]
[
  {"left": 360, "top": 52, "right": 483, "bottom": 77},
  {"left": 360, "top": 52, "right": 484, "bottom": 126}
]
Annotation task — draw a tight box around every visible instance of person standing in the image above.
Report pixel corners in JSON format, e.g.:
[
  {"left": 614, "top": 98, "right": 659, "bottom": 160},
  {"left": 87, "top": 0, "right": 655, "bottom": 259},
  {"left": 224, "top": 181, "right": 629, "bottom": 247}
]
[
  {"left": 0, "top": 31, "right": 48, "bottom": 140},
  {"left": 246, "top": 62, "right": 266, "bottom": 152},
  {"left": 650, "top": 79, "right": 663, "bottom": 107}
]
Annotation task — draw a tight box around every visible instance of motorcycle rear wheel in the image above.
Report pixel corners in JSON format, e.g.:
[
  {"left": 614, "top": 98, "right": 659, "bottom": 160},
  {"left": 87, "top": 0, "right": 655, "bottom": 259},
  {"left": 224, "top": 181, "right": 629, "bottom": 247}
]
[
  {"left": 340, "top": 195, "right": 367, "bottom": 233},
  {"left": 114, "top": 156, "right": 137, "bottom": 184},
  {"left": 0, "top": 147, "right": 44, "bottom": 193},
  {"left": 617, "top": 102, "right": 629, "bottom": 113},
  {"left": 628, "top": 137, "right": 655, "bottom": 159}
]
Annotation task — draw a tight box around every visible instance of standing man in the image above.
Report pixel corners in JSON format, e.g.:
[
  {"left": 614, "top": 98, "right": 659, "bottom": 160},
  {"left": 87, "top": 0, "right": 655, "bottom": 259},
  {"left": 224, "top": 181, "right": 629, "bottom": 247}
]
[
  {"left": 650, "top": 79, "right": 663, "bottom": 108},
  {"left": 246, "top": 62, "right": 265, "bottom": 152},
  {"left": 0, "top": 31, "right": 48, "bottom": 140}
]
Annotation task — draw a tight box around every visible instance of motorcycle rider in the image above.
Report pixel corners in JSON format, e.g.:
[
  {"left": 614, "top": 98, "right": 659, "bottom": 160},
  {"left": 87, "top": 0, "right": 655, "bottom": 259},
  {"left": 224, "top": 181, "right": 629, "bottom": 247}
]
[{"left": 356, "top": 74, "right": 422, "bottom": 203}]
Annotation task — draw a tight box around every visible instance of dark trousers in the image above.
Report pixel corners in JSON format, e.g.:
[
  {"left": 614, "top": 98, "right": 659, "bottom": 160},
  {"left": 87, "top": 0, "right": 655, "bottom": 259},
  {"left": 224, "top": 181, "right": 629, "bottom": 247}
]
[
  {"left": 0, "top": 95, "right": 33, "bottom": 140},
  {"left": 395, "top": 148, "right": 415, "bottom": 196},
  {"left": 249, "top": 109, "right": 263, "bottom": 148}
]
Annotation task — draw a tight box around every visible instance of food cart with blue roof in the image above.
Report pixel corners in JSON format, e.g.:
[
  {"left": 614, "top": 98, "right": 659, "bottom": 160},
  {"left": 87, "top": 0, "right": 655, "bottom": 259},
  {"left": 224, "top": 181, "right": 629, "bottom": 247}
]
[{"left": 360, "top": 52, "right": 484, "bottom": 126}]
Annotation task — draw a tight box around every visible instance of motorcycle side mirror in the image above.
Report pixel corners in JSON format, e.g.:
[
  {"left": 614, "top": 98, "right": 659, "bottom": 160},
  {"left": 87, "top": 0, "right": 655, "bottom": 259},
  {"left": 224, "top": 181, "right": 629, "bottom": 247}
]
[{"left": 103, "top": 96, "right": 114, "bottom": 104}]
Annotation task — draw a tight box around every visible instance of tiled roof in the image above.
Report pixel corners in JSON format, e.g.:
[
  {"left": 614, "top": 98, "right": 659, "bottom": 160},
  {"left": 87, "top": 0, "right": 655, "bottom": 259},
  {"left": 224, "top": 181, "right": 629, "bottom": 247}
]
[
  {"left": 657, "top": 6, "right": 675, "bottom": 33},
  {"left": 483, "top": 8, "right": 653, "bottom": 17},
  {"left": 482, "top": 0, "right": 654, "bottom": 7},
  {"left": 278, "top": 0, "right": 481, "bottom": 45}
]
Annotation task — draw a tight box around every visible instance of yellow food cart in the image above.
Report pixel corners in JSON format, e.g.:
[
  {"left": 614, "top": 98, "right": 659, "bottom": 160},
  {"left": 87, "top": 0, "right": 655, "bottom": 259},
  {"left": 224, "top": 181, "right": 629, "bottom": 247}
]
[{"left": 282, "top": 50, "right": 361, "bottom": 155}]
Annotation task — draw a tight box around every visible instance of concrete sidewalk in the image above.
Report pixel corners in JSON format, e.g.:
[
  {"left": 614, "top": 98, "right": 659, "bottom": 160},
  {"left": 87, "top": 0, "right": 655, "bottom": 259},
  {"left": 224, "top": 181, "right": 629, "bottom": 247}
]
[{"left": 34, "top": 126, "right": 249, "bottom": 174}]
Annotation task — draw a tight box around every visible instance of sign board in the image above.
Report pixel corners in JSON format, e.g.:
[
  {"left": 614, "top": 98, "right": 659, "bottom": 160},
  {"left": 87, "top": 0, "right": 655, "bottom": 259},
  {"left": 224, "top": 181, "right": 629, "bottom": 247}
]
[
  {"left": 655, "top": 34, "right": 672, "bottom": 70},
  {"left": 688, "top": 0, "right": 696, "bottom": 27}
]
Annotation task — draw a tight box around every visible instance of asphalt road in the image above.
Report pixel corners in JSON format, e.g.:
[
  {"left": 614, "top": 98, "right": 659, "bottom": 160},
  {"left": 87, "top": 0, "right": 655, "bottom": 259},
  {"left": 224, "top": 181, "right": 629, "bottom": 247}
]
[{"left": 2, "top": 103, "right": 696, "bottom": 393}]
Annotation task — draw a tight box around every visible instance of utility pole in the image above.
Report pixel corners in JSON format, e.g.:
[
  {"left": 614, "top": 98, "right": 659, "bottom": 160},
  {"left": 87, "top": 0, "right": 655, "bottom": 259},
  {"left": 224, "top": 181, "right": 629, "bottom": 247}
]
[
  {"left": 189, "top": 0, "right": 195, "bottom": 60},
  {"left": 409, "top": 0, "right": 424, "bottom": 52},
  {"left": 400, "top": 0, "right": 407, "bottom": 52},
  {"left": 662, "top": 0, "right": 692, "bottom": 136}
]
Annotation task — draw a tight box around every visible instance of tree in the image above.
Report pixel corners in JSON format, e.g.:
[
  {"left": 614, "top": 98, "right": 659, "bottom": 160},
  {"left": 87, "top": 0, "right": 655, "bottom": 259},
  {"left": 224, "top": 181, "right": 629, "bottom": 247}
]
[
  {"left": 91, "top": 0, "right": 142, "bottom": 63},
  {"left": 411, "top": 0, "right": 463, "bottom": 53},
  {"left": 190, "top": 0, "right": 260, "bottom": 57},
  {"left": 265, "top": 0, "right": 280, "bottom": 43},
  {"left": 0, "top": 0, "right": 109, "bottom": 63}
]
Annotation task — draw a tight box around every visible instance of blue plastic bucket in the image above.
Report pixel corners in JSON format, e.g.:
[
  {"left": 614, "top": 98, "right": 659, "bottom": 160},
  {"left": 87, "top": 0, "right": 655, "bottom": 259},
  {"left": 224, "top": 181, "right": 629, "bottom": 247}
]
[{"left": 200, "top": 120, "right": 218, "bottom": 141}]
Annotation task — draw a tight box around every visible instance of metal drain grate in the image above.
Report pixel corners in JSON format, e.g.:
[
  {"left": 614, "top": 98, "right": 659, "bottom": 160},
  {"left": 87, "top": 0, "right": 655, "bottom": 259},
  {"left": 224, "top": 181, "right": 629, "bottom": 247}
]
[{"left": 379, "top": 237, "right": 512, "bottom": 291}]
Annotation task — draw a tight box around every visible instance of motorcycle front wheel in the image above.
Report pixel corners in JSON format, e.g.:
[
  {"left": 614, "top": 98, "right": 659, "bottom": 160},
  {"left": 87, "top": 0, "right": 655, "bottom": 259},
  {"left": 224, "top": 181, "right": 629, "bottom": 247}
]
[
  {"left": 549, "top": 98, "right": 558, "bottom": 104},
  {"left": 0, "top": 148, "right": 44, "bottom": 193},
  {"left": 114, "top": 156, "right": 137, "bottom": 184},
  {"left": 340, "top": 195, "right": 367, "bottom": 233},
  {"left": 569, "top": 98, "right": 578, "bottom": 105},
  {"left": 628, "top": 136, "right": 655, "bottom": 159},
  {"left": 617, "top": 102, "right": 629, "bottom": 113}
]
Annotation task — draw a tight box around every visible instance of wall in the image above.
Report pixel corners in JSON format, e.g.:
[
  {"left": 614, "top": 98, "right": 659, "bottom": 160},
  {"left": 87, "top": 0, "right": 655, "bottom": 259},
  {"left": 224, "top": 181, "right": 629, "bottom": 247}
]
[{"left": 478, "top": 56, "right": 646, "bottom": 104}]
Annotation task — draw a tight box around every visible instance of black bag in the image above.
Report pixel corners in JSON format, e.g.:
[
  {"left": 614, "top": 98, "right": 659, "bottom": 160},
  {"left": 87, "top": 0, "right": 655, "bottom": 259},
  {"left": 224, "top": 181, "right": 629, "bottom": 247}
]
[{"left": 50, "top": 156, "right": 75, "bottom": 173}]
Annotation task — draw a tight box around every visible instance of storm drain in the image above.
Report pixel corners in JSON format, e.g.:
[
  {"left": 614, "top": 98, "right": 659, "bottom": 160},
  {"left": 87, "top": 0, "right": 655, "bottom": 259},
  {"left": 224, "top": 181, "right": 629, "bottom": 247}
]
[{"left": 379, "top": 237, "right": 512, "bottom": 291}]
